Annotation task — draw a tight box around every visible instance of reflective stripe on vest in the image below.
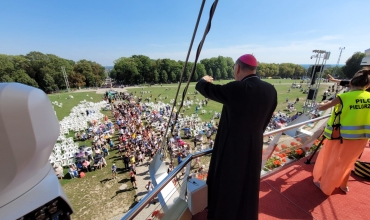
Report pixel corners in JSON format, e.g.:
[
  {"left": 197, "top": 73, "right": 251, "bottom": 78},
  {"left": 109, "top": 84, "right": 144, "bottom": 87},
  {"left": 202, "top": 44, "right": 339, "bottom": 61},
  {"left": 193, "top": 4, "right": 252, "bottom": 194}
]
[
  {"left": 325, "top": 124, "right": 370, "bottom": 140},
  {"left": 325, "top": 125, "right": 370, "bottom": 130},
  {"left": 341, "top": 133, "right": 370, "bottom": 139}
]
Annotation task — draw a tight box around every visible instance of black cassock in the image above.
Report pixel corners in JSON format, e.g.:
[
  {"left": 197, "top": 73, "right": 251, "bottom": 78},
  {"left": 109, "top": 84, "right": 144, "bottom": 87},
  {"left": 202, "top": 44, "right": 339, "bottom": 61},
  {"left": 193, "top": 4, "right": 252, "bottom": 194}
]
[{"left": 196, "top": 75, "right": 277, "bottom": 220}]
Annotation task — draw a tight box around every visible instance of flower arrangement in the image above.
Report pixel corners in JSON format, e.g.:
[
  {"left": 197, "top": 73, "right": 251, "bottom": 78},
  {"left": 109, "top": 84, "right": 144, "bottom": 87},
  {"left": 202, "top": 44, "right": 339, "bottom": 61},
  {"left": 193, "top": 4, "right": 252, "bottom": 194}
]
[
  {"left": 286, "top": 147, "right": 305, "bottom": 160},
  {"left": 263, "top": 156, "right": 285, "bottom": 171},
  {"left": 263, "top": 136, "right": 324, "bottom": 172},
  {"left": 307, "top": 135, "right": 325, "bottom": 153}
]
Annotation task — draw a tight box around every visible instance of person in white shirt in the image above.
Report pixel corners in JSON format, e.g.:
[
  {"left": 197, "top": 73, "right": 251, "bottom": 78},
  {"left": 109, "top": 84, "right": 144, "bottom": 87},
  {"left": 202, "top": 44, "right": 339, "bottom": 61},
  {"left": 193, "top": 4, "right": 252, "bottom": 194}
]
[
  {"left": 145, "top": 181, "right": 156, "bottom": 204},
  {"left": 193, "top": 132, "right": 203, "bottom": 149}
]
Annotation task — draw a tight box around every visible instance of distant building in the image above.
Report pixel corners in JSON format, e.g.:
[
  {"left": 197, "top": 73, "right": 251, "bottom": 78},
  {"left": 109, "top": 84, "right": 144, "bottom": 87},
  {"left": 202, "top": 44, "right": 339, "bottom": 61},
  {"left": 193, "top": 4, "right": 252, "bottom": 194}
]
[{"left": 361, "top": 48, "right": 370, "bottom": 66}]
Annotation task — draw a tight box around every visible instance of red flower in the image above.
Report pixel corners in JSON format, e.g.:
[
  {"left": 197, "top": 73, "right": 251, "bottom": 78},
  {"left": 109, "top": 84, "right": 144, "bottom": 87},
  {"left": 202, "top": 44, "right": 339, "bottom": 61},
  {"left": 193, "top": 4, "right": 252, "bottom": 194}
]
[
  {"left": 296, "top": 138, "right": 302, "bottom": 142},
  {"left": 273, "top": 160, "right": 281, "bottom": 165},
  {"left": 152, "top": 210, "right": 160, "bottom": 217},
  {"left": 305, "top": 147, "right": 310, "bottom": 151},
  {"left": 282, "top": 158, "right": 287, "bottom": 163},
  {"left": 281, "top": 144, "right": 288, "bottom": 149},
  {"left": 274, "top": 147, "right": 281, "bottom": 152},
  {"left": 296, "top": 149, "right": 303, "bottom": 155},
  {"left": 291, "top": 141, "right": 298, "bottom": 146}
]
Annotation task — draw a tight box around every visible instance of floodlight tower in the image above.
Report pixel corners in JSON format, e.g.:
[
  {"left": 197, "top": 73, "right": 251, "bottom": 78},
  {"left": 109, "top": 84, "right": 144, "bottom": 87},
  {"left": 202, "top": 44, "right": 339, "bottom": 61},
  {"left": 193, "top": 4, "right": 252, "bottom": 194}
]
[
  {"left": 333, "top": 47, "right": 345, "bottom": 77},
  {"left": 61, "top": 66, "right": 70, "bottom": 92},
  {"left": 303, "top": 50, "right": 331, "bottom": 113}
]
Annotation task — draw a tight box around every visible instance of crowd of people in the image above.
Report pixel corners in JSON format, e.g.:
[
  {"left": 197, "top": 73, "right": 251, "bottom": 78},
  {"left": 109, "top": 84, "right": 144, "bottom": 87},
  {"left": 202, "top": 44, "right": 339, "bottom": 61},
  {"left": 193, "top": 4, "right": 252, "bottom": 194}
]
[
  {"left": 55, "top": 78, "right": 339, "bottom": 181},
  {"left": 110, "top": 97, "right": 215, "bottom": 187},
  {"left": 56, "top": 82, "right": 343, "bottom": 183}
]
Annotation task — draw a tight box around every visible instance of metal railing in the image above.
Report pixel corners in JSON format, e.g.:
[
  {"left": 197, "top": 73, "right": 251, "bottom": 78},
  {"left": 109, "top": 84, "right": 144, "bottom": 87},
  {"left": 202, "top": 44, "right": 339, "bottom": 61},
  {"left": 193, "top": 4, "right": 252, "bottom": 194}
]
[{"left": 123, "top": 114, "right": 331, "bottom": 220}]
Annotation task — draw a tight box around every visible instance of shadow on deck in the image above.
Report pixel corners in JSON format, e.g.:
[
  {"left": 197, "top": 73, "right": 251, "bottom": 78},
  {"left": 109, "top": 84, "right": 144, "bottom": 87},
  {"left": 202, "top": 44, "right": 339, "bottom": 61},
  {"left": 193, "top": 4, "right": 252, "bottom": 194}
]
[{"left": 193, "top": 146, "right": 370, "bottom": 220}]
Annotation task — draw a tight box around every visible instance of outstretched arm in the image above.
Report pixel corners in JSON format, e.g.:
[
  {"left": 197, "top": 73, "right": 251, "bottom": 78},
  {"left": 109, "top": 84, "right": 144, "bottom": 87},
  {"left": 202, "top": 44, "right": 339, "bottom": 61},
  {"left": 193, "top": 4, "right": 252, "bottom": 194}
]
[
  {"left": 195, "top": 75, "right": 236, "bottom": 106},
  {"left": 318, "top": 97, "right": 341, "bottom": 110},
  {"left": 328, "top": 74, "right": 341, "bottom": 83}
]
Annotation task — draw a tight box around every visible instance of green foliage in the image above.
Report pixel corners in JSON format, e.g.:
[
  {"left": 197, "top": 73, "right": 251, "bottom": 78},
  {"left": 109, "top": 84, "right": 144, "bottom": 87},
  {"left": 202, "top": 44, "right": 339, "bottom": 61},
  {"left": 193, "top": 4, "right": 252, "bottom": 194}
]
[
  {"left": 132, "top": 55, "right": 153, "bottom": 83},
  {"left": 342, "top": 52, "right": 366, "bottom": 79},
  {"left": 160, "top": 70, "right": 168, "bottom": 83},
  {"left": 208, "top": 68, "right": 213, "bottom": 78},
  {"left": 2, "top": 50, "right": 361, "bottom": 92},
  {"left": 69, "top": 72, "right": 86, "bottom": 88},
  {"left": 110, "top": 56, "right": 238, "bottom": 84},
  {"left": 221, "top": 68, "right": 227, "bottom": 79},
  {"left": 0, "top": 52, "right": 106, "bottom": 92},
  {"left": 263, "top": 156, "right": 284, "bottom": 171},
  {"left": 12, "top": 69, "right": 39, "bottom": 88},
  {"left": 256, "top": 63, "right": 305, "bottom": 79},
  {"left": 196, "top": 63, "right": 206, "bottom": 80},
  {"left": 113, "top": 57, "right": 139, "bottom": 84},
  {"left": 214, "top": 68, "right": 221, "bottom": 80},
  {"left": 109, "top": 68, "right": 117, "bottom": 79},
  {"left": 153, "top": 69, "right": 159, "bottom": 83},
  {"left": 0, "top": 74, "right": 13, "bottom": 82},
  {"left": 323, "top": 66, "right": 344, "bottom": 78}
]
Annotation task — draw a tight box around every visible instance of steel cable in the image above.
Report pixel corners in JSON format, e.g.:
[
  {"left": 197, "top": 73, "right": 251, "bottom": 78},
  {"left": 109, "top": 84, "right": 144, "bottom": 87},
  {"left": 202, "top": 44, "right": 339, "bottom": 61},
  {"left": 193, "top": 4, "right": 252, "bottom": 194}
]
[{"left": 158, "top": 0, "right": 219, "bottom": 159}]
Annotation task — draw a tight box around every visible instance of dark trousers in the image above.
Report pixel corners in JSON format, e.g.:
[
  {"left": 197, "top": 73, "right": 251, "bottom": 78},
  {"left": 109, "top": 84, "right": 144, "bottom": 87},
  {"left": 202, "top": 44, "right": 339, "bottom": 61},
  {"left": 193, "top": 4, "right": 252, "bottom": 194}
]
[{"left": 124, "top": 161, "right": 129, "bottom": 170}]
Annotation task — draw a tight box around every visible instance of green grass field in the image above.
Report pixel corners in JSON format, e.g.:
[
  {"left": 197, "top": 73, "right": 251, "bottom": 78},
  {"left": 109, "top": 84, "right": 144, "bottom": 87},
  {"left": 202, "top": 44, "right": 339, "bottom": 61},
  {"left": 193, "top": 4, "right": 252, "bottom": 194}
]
[
  {"left": 126, "top": 79, "right": 332, "bottom": 122},
  {"left": 49, "top": 92, "right": 105, "bottom": 120}
]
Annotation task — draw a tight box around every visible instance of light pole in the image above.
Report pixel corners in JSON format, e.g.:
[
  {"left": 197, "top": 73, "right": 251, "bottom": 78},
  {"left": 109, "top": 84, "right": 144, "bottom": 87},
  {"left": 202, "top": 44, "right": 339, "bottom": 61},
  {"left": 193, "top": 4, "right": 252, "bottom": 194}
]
[
  {"left": 61, "top": 66, "right": 70, "bottom": 92},
  {"left": 333, "top": 47, "right": 345, "bottom": 77}
]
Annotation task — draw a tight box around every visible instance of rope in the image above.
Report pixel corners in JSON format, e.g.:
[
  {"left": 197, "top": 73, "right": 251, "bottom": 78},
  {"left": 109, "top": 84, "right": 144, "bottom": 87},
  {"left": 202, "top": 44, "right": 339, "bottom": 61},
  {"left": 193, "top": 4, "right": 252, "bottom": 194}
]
[
  {"left": 159, "top": 0, "right": 219, "bottom": 160},
  {"left": 176, "top": 0, "right": 219, "bottom": 123}
]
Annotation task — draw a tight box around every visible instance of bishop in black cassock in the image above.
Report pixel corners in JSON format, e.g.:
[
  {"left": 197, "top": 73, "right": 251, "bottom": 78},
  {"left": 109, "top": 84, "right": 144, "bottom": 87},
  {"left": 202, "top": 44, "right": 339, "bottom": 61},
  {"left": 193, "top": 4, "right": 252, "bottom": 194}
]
[{"left": 196, "top": 54, "right": 277, "bottom": 220}]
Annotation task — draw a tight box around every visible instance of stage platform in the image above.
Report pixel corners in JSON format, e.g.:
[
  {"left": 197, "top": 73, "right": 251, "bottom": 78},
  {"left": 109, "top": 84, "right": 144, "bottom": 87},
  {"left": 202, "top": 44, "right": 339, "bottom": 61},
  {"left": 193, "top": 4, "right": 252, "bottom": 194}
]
[{"left": 193, "top": 146, "right": 370, "bottom": 220}]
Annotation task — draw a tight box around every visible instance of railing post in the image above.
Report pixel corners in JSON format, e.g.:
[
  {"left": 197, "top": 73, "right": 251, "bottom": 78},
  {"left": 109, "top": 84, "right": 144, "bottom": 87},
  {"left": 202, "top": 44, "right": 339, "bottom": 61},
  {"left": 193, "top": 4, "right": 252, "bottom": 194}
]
[{"left": 305, "top": 135, "right": 326, "bottom": 164}]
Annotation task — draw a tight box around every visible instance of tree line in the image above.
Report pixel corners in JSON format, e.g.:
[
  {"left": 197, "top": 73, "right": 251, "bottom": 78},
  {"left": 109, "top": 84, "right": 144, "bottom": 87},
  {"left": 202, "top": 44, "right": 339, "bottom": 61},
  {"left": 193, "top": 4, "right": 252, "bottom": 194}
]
[
  {"left": 109, "top": 55, "right": 306, "bottom": 84},
  {"left": 110, "top": 52, "right": 366, "bottom": 85},
  {"left": 0, "top": 51, "right": 365, "bottom": 92},
  {"left": 0, "top": 51, "right": 106, "bottom": 93},
  {"left": 110, "top": 55, "right": 309, "bottom": 84}
]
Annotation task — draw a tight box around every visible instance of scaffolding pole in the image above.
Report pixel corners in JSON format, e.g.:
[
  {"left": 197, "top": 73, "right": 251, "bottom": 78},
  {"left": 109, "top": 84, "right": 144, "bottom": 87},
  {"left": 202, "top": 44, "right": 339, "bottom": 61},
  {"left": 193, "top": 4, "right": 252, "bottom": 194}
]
[{"left": 303, "top": 50, "right": 331, "bottom": 113}]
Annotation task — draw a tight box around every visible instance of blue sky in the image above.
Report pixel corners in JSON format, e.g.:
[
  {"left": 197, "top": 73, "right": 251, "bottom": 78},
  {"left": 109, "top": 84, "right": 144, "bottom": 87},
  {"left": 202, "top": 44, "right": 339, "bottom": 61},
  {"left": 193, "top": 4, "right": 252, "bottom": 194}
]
[{"left": 0, "top": 0, "right": 368, "bottom": 66}]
